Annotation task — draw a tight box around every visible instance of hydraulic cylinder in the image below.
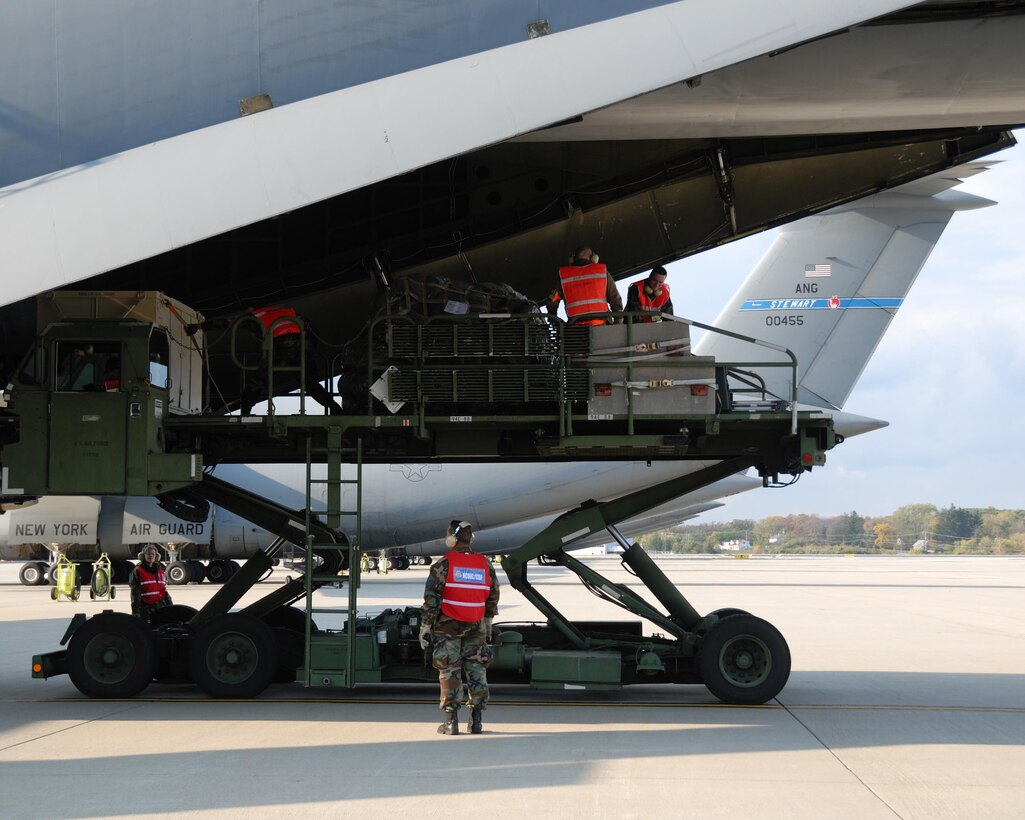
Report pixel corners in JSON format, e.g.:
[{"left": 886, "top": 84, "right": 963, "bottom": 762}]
[{"left": 620, "top": 543, "right": 701, "bottom": 630}]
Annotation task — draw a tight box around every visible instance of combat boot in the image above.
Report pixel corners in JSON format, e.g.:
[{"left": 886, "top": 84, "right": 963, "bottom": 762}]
[
  {"left": 467, "top": 705, "right": 483, "bottom": 734},
  {"left": 437, "top": 710, "right": 459, "bottom": 735}
]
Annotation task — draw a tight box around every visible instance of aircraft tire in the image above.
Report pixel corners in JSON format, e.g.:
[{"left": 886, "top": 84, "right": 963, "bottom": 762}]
[
  {"left": 186, "top": 560, "right": 205, "bottom": 583},
  {"left": 697, "top": 614, "right": 790, "bottom": 705},
  {"left": 19, "top": 562, "right": 46, "bottom": 586},
  {"left": 66, "top": 613, "right": 157, "bottom": 698},
  {"left": 166, "top": 562, "right": 190, "bottom": 585},
  {"left": 76, "top": 562, "right": 93, "bottom": 584},
  {"left": 189, "top": 614, "right": 277, "bottom": 699},
  {"left": 227, "top": 560, "right": 241, "bottom": 577},
  {"left": 205, "top": 560, "right": 230, "bottom": 584},
  {"left": 395, "top": 556, "right": 410, "bottom": 570},
  {"left": 116, "top": 560, "right": 134, "bottom": 584}
]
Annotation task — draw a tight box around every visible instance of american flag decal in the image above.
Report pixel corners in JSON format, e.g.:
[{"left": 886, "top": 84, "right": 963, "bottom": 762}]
[{"left": 804, "top": 264, "right": 832, "bottom": 278}]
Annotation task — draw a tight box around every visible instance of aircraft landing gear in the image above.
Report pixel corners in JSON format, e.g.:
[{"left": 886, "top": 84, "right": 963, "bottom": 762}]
[{"left": 19, "top": 561, "right": 48, "bottom": 586}]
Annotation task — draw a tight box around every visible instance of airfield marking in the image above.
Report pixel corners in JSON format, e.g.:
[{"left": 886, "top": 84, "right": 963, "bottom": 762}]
[{"left": 4, "top": 697, "right": 1025, "bottom": 713}]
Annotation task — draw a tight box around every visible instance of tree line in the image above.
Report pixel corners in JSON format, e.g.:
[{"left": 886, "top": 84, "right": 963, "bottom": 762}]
[{"left": 642, "top": 504, "right": 1025, "bottom": 555}]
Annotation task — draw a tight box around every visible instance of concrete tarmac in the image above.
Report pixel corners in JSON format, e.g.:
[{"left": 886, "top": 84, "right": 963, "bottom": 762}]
[{"left": 1, "top": 555, "right": 1024, "bottom": 819}]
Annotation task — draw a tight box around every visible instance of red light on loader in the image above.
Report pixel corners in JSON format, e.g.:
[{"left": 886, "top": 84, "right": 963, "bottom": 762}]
[
  {"left": 690, "top": 384, "right": 708, "bottom": 396},
  {"left": 802, "top": 453, "right": 813, "bottom": 464},
  {"left": 595, "top": 383, "right": 612, "bottom": 397}
]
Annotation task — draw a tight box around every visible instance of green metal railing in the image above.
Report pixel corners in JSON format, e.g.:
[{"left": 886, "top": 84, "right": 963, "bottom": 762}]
[{"left": 365, "top": 310, "right": 800, "bottom": 433}]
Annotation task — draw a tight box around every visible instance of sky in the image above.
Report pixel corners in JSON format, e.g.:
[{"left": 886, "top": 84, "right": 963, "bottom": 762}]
[{"left": 627, "top": 132, "right": 1025, "bottom": 523}]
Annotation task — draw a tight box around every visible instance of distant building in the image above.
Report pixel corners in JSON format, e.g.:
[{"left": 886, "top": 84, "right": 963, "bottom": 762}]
[
  {"left": 572, "top": 543, "right": 626, "bottom": 556},
  {"left": 718, "top": 539, "right": 752, "bottom": 552}
]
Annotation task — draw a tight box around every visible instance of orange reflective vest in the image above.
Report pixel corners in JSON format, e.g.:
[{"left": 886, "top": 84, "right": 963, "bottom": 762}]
[
  {"left": 440, "top": 551, "right": 491, "bottom": 622},
  {"left": 135, "top": 565, "right": 168, "bottom": 605},
  {"left": 632, "top": 280, "right": 671, "bottom": 322},
  {"left": 252, "top": 306, "right": 300, "bottom": 338},
  {"left": 558, "top": 264, "right": 611, "bottom": 326}
]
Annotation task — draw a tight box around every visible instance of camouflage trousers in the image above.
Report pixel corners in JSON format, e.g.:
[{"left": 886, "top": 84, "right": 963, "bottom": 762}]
[
  {"left": 431, "top": 620, "right": 490, "bottom": 713},
  {"left": 134, "top": 597, "right": 171, "bottom": 623}
]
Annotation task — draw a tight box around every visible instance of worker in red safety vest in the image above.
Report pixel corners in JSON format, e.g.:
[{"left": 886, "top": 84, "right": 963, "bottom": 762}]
[
  {"left": 545, "top": 245, "right": 624, "bottom": 326},
  {"left": 419, "top": 520, "right": 500, "bottom": 735},
  {"left": 250, "top": 305, "right": 302, "bottom": 337},
  {"left": 129, "top": 545, "right": 173, "bottom": 622},
  {"left": 186, "top": 304, "right": 342, "bottom": 415},
  {"left": 625, "top": 265, "right": 673, "bottom": 322}
]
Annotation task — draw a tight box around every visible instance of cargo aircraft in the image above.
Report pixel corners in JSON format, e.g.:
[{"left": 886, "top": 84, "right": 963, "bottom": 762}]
[
  {"left": 0, "top": 2, "right": 1022, "bottom": 579},
  {"left": 0, "top": 164, "right": 993, "bottom": 583}
]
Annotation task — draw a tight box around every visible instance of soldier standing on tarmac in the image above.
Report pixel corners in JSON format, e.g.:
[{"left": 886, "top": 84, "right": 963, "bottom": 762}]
[
  {"left": 129, "top": 545, "right": 173, "bottom": 622},
  {"left": 419, "top": 520, "right": 500, "bottom": 735}
]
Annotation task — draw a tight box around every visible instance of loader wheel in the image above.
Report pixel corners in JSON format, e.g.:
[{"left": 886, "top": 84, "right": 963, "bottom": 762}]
[
  {"left": 70, "top": 587, "right": 80, "bottom": 601},
  {"left": 697, "top": 614, "right": 790, "bottom": 705},
  {"left": 189, "top": 614, "right": 277, "bottom": 698},
  {"left": 149, "top": 604, "right": 199, "bottom": 627},
  {"left": 262, "top": 608, "right": 317, "bottom": 684},
  {"left": 67, "top": 613, "right": 156, "bottom": 698},
  {"left": 708, "top": 608, "right": 750, "bottom": 620},
  {"left": 695, "top": 607, "right": 752, "bottom": 636},
  {"left": 262, "top": 606, "right": 316, "bottom": 634},
  {"left": 50, "top": 588, "right": 58, "bottom": 601}
]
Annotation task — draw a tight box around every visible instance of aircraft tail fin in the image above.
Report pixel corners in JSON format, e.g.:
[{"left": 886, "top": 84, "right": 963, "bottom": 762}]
[{"left": 693, "top": 162, "right": 996, "bottom": 410}]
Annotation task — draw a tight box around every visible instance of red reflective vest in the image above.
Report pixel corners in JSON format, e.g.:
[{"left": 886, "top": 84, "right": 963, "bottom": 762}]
[
  {"left": 252, "top": 306, "right": 300, "bottom": 338},
  {"left": 135, "top": 565, "right": 168, "bottom": 605},
  {"left": 440, "top": 551, "right": 491, "bottom": 622},
  {"left": 632, "top": 280, "right": 671, "bottom": 322},
  {"left": 558, "top": 264, "right": 611, "bottom": 326}
]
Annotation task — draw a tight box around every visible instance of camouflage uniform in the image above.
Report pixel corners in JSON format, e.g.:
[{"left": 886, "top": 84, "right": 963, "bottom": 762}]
[
  {"left": 422, "top": 550, "right": 500, "bottom": 714},
  {"left": 128, "top": 562, "right": 173, "bottom": 623}
]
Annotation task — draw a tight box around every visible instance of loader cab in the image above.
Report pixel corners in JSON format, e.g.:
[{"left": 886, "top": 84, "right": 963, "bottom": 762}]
[{"left": 1, "top": 296, "right": 204, "bottom": 501}]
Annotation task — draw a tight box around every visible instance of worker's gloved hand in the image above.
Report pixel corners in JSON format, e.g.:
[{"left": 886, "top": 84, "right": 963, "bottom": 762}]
[
  {"left": 184, "top": 323, "right": 200, "bottom": 336},
  {"left": 483, "top": 616, "right": 493, "bottom": 643},
  {"left": 418, "top": 625, "right": 431, "bottom": 651}
]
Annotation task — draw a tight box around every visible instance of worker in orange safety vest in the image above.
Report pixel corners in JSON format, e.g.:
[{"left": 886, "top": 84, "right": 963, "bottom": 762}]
[
  {"left": 545, "top": 245, "right": 623, "bottom": 326},
  {"left": 129, "top": 545, "right": 173, "bottom": 622},
  {"left": 625, "top": 265, "right": 673, "bottom": 322}
]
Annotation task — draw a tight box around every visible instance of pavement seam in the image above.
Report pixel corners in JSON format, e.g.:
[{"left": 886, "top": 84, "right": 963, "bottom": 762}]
[
  {"left": 778, "top": 699, "right": 904, "bottom": 819},
  {"left": 0, "top": 702, "right": 144, "bottom": 754}
]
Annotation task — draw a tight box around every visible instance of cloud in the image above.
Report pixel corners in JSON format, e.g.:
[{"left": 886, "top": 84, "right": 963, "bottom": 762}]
[{"left": 678, "top": 134, "right": 1025, "bottom": 522}]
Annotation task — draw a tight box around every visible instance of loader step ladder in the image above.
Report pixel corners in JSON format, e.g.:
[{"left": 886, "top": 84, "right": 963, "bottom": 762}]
[{"left": 302, "top": 433, "right": 363, "bottom": 688}]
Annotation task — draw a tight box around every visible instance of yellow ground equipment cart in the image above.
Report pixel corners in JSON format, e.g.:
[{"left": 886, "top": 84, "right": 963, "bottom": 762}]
[
  {"left": 89, "top": 554, "right": 117, "bottom": 601},
  {"left": 49, "top": 555, "right": 80, "bottom": 602}
]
